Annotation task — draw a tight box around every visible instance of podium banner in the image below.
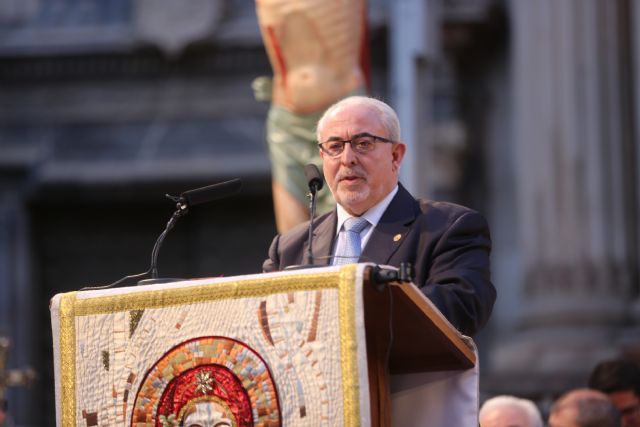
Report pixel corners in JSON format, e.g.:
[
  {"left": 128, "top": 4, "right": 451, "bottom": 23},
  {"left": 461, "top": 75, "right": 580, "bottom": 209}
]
[{"left": 51, "top": 265, "right": 371, "bottom": 427}]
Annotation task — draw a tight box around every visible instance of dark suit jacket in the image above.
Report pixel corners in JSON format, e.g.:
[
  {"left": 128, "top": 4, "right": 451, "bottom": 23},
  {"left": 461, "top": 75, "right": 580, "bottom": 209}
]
[{"left": 263, "top": 184, "right": 496, "bottom": 336}]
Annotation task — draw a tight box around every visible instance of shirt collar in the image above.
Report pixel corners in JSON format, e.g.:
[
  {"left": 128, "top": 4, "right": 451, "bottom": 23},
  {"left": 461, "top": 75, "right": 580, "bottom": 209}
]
[{"left": 335, "top": 185, "right": 399, "bottom": 232}]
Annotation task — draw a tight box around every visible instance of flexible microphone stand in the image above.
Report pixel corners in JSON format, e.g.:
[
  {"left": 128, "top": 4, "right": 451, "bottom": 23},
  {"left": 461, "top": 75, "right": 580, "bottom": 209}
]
[
  {"left": 284, "top": 164, "right": 323, "bottom": 270},
  {"left": 79, "top": 196, "right": 188, "bottom": 290},
  {"left": 138, "top": 179, "right": 242, "bottom": 285},
  {"left": 138, "top": 196, "right": 189, "bottom": 285},
  {"left": 80, "top": 179, "right": 242, "bottom": 290},
  {"left": 306, "top": 178, "right": 321, "bottom": 265}
]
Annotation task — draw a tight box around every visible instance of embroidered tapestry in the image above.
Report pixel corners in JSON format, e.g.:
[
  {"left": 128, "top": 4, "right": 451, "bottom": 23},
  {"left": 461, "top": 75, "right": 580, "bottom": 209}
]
[{"left": 51, "top": 265, "right": 371, "bottom": 427}]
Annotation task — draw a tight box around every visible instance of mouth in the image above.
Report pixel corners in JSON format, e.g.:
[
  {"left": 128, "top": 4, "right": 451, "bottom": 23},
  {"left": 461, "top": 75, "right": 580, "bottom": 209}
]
[
  {"left": 336, "top": 169, "right": 366, "bottom": 185},
  {"left": 338, "top": 175, "right": 366, "bottom": 188},
  {"left": 340, "top": 175, "right": 363, "bottom": 183}
]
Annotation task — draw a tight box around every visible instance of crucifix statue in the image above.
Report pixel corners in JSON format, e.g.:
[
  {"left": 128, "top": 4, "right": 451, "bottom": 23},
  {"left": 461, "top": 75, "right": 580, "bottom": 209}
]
[{"left": 0, "top": 336, "right": 36, "bottom": 425}]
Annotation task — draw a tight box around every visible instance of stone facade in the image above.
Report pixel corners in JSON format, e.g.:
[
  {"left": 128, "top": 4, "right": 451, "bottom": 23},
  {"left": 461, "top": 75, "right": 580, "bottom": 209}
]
[
  {"left": 485, "top": 0, "right": 640, "bottom": 404},
  {"left": 2, "top": 0, "right": 639, "bottom": 424}
]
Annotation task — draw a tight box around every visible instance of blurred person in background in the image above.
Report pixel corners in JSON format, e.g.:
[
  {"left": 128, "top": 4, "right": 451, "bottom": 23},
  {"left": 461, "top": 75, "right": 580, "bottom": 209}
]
[
  {"left": 588, "top": 358, "right": 640, "bottom": 427},
  {"left": 0, "top": 398, "right": 13, "bottom": 427},
  {"left": 548, "top": 388, "right": 621, "bottom": 427},
  {"left": 479, "top": 395, "right": 543, "bottom": 427}
]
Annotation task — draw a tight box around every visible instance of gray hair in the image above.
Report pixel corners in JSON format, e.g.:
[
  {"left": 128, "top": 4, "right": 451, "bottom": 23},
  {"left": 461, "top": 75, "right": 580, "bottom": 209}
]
[
  {"left": 316, "top": 96, "right": 401, "bottom": 142},
  {"left": 479, "top": 395, "right": 544, "bottom": 427}
]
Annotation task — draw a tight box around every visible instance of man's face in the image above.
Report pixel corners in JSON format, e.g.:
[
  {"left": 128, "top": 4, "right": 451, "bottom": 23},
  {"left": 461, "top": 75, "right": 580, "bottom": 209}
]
[
  {"left": 609, "top": 390, "right": 640, "bottom": 427},
  {"left": 319, "top": 104, "right": 405, "bottom": 216}
]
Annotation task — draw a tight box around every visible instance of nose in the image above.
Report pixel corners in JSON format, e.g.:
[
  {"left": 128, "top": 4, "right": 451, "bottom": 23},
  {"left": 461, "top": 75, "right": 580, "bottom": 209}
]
[{"left": 339, "top": 142, "right": 358, "bottom": 165}]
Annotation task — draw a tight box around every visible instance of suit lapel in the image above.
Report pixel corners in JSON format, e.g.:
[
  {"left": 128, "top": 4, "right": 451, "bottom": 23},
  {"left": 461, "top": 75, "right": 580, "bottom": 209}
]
[
  {"left": 302, "top": 211, "right": 337, "bottom": 265},
  {"left": 361, "top": 185, "right": 419, "bottom": 264}
]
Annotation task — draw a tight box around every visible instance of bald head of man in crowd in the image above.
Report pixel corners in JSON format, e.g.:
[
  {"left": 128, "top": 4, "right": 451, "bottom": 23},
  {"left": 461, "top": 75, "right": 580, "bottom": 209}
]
[{"left": 548, "top": 388, "right": 621, "bottom": 427}]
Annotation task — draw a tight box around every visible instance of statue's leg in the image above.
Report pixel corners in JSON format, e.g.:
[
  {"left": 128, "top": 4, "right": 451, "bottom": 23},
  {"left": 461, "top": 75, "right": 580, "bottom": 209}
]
[{"left": 271, "top": 180, "right": 309, "bottom": 233}]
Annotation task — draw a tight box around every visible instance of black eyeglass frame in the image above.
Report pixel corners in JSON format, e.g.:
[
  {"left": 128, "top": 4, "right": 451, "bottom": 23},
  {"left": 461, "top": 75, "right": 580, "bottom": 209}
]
[{"left": 318, "top": 132, "right": 396, "bottom": 156}]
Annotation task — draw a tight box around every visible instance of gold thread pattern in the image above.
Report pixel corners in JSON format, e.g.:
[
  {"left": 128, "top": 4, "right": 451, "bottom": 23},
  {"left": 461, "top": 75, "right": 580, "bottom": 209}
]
[
  {"left": 58, "top": 292, "right": 77, "bottom": 427},
  {"left": 338, "top": 265, "right": 360, "bottom": 427},
  {"left": 73, "top": 274, "right": 337, "bottom": 316}
]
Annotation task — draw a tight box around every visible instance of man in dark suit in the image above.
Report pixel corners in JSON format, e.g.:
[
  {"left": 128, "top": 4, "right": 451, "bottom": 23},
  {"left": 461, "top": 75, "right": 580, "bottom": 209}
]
[{"left": 263, "top": 96, "right": 495, "bottom": 337}]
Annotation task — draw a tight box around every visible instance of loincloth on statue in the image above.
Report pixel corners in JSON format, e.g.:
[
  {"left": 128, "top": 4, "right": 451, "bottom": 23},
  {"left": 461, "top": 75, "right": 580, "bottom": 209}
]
[
  {"left": 260, "top": 82, "right": 367, "bottom": 214},
  {"left": 265, "top": 105, "right": 335, "bottom": 214}
]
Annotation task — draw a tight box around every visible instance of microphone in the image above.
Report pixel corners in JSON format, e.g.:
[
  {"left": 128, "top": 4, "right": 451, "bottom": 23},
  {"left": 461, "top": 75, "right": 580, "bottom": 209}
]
[
  {"left": 284, "top": 164, "right": 325, "bottom": 270},
  {"left": 80, "top": 179, "right": 244, "bottom": 290},
  {"left": 138, "top": 179, "right": 243, "bottom": 286},
  {"left": 304, "top": 164, "right": 323, "bottom": 194},
  {"left": 180, "top": 179, "right": 242, "bottom": 206}
]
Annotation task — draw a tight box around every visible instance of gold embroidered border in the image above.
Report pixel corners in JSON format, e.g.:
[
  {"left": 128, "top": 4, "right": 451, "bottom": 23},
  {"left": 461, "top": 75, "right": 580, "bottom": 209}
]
[
  {"left": 73, "top": 273, "right": 339, "bottom": 316},
  {"left": 58, "top": 292, "right": 77, "bottom": 427},
  {"left": 56, "top": 268, "right": 365, "bottom": 426},
  {"left": 338, "top": 265, "right": 360, "bottom": 427}
]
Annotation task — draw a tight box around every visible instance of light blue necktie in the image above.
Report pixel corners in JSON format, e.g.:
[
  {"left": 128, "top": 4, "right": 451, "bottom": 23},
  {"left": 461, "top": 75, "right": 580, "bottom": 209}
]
[{"left": 333, "top": 217, "right": 369, "bottom": 265}]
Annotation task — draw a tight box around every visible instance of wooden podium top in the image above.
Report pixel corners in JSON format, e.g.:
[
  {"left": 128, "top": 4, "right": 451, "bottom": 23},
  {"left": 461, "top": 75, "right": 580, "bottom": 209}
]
[
  {"left": 360, "top": 267, "right": 477, "bottom": 426},
  {"left": 388, "top": 281, "right": 476, "bottom": 373},
  {"left": 362, "top": 269, "right": 476, "bottom": 375}
]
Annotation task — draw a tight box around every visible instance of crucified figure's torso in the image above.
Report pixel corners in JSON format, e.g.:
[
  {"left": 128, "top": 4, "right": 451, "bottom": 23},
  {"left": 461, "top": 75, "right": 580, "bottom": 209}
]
[{"left": 256, "top": 0, "right": 367, "bottom": 113}]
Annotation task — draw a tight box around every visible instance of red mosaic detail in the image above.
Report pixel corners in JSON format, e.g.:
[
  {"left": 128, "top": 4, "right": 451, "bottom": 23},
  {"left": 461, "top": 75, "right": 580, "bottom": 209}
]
[
  {"left": 155, "top": 365, "right": 252, "bottom": 426},
  {"left": 131, "top": 336, "right": 281, "bottom": 427}
]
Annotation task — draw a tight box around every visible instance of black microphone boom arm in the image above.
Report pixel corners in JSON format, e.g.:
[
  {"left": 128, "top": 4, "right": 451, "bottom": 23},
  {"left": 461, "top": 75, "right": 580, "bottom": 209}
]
[{"left": 141, "top": 179, "right": 242, "bottom": 285}]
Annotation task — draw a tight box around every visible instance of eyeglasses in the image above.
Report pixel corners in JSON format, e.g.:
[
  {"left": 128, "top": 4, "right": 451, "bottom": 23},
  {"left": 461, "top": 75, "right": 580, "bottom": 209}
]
[{"left": 318, "top": 132, "right": 395, "bottom": 157}]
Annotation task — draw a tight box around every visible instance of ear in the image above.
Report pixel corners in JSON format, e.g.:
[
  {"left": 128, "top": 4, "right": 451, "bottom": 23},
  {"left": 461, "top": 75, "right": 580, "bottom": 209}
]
[{"left": 391, "top": 143, "right": 406, "bottom": 172}]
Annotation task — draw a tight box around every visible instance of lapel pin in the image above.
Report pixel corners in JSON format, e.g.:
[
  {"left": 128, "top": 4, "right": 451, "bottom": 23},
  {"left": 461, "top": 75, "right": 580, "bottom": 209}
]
[{"left": 393, "top": 234, "right": 402, "bottom": 242}]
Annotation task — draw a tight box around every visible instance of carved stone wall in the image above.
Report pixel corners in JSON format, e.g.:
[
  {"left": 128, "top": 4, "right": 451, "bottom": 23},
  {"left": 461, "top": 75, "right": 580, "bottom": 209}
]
[{"left": 486, "top": 0, "right": 639, "bottom": 398}]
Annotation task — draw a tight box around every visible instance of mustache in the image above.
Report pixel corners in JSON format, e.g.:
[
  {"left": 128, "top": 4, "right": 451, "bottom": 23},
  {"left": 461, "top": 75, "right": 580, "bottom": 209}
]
[{"left": 335, "top": 167, "right": 367, "bottom": 181}]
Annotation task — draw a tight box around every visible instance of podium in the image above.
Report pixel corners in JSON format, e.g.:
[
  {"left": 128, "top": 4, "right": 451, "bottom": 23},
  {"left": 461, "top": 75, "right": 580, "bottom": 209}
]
[{"left": 50, "top": 264, "right": 477, "bottom": 426}]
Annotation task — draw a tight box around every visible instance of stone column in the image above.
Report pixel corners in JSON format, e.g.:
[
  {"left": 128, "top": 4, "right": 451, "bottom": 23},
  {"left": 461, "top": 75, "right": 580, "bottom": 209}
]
[
  {"left": 389, "top": 0, "right": 441, "bottom": 198},
  {"left": 490, "top": 0, "right": 638, "bottom": 395}
]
